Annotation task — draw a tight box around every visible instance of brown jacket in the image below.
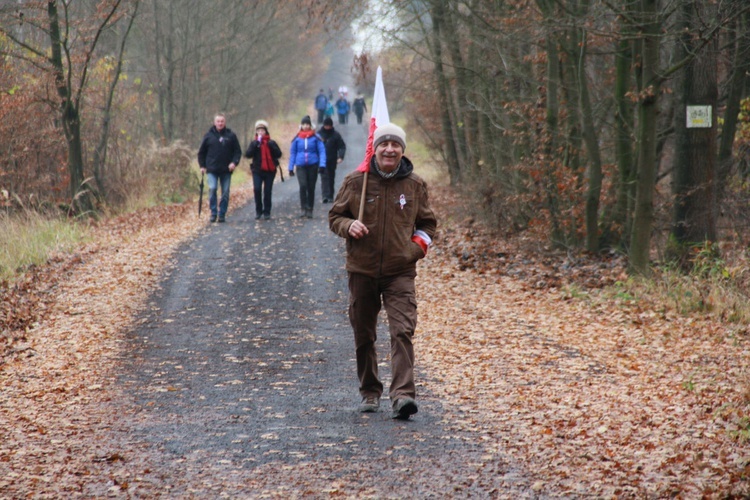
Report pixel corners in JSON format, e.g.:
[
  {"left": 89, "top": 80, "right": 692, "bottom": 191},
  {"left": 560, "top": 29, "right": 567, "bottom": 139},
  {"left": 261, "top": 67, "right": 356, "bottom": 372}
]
[{"left": 329, "top": 156, "right": 437, "bottom": 278}]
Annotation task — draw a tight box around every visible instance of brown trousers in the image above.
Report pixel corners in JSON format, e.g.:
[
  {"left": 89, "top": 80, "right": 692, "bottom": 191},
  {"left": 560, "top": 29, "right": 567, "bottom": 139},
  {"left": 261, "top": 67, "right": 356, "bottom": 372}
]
[{"left": 348, "top": 271, "right": 417, "bottom": 402}]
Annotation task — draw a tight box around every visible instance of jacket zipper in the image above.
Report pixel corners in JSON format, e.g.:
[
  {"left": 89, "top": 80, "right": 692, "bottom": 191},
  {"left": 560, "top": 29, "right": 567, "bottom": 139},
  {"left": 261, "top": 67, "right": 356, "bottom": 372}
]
[{"left": 377, "top": 179, "right": 390, "bottom": 278}]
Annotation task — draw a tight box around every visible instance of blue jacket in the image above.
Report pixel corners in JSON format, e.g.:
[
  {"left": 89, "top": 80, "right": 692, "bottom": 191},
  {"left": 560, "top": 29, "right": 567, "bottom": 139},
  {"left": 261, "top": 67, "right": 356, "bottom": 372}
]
[
  {"left": 288, "top": 132, "right": 327, "bottom": 173},
  {"left": 315, "top": 93, "right": 328, "bottom": 111},
  {"left": 335, "top": 98, "right": 350, "bottom": 115}
]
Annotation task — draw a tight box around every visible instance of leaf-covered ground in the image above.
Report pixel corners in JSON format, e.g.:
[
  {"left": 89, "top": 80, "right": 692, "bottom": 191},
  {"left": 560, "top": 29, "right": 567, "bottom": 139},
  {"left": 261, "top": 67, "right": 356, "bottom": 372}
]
[{"left": 1, "top": 184, "right": 749, "bottom": 498}]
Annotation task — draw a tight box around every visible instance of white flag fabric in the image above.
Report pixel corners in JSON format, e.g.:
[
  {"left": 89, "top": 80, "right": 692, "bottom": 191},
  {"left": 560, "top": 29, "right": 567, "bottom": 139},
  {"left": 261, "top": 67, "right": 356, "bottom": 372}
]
[{"left": 357, "top": 66, "right": 390, "bottom": 172}]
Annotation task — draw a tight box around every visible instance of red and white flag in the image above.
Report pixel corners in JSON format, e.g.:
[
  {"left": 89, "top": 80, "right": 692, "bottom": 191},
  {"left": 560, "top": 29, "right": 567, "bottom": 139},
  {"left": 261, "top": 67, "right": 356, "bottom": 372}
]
[{"left": 357, "top": 66, "right": 390, "bottom": 173}]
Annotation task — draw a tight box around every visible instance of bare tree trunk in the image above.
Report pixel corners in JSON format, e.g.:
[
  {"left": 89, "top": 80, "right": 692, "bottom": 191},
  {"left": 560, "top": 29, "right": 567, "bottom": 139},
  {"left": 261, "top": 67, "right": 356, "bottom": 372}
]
[
  {"left": 93, "top": 0, "right": 140, "bottom": 199},
  {"left": 430, "top": 2, "right": 461, "bottom": 185},
  {"left": 671, "top": 0, "right": 718, "bottom": 247},
  {"left": 48, "top": 0, "right": 90, "bottom": 212},
  {"left": 718, "top": 11, "right": 750, "bottom": 190},
  {"left": 614, "top": 16, "right": 635, "bottom": 248},
  {"left": 440, "top": 3, "right": 471, "bottom": 174},
  {"left": 577, "top": 29, "right": 604, "bottom": 252},
  {"left": 629, "top": 0, "right": 661, "bottom": 275}
]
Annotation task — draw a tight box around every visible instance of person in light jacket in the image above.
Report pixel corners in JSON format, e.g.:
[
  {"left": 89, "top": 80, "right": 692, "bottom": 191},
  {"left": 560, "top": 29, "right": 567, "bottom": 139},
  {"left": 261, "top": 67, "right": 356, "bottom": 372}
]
[{"left": 289, "top": 115, "right": 326, "bottom": 218}]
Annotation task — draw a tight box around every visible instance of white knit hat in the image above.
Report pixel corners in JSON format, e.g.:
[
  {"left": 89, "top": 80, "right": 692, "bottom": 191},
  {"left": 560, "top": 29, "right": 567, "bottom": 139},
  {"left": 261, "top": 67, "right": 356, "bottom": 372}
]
[
  {"left": 254, "top": 120, "right": 269, "bottom": 131},
  {"left": 373, "top": 123, "right": 406, "bottom": 151}
]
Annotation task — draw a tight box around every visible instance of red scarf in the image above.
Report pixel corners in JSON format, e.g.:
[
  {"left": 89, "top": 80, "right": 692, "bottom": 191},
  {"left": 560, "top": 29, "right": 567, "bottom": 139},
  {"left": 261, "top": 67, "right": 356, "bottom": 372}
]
[
  {"left": 259, "top": 134, "right": 275, "bottom": 172},
  {"left": 297, "top": 130, "right": 315, "bottom": 139}
]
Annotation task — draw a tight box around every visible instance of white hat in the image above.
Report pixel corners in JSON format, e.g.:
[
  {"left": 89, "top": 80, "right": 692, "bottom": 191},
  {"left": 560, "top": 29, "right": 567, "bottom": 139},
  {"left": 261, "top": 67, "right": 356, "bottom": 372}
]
[
  {"left": 373, "top": 123, "right": 406, "bottom": 151},
  {"left": 255, "top": 120, "right": 269, "bottom": 131}
]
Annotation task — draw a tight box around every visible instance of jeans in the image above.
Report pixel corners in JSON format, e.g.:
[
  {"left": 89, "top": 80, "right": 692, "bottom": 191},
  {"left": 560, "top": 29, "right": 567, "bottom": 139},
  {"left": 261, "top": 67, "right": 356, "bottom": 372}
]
[
  {"left": 207, "top": 172, "right": 231, "bottom": 217},
  {"left": 296, "top": 165, "right": 318, "bottom": 212},
  {"left": 253, "top": 170, "right": 275, "bottom": 216}
]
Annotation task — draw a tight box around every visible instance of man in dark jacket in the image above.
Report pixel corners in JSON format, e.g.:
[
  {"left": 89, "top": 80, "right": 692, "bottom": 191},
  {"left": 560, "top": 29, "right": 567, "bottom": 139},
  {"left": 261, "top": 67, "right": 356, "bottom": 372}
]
[
  {"left": 317, "top": 117, "right": 346, "bottom": 203},
  {"left": 352, "top": 94, "right": 367, "bottom": 124},
  {"left": 197, "top": 113, "right": 242, "bottom": 222},
  {"left": 329, "top": 123, "right": 437, "bottom": 420}
]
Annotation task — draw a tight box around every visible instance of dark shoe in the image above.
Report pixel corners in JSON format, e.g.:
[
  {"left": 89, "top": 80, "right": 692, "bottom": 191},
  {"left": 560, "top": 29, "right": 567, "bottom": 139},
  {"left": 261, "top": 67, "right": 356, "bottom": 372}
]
[
  {"left": 255, "top": 213, "right": 262, "bottom": 220},
  {"left": 263, "top": 214, "right": 271, "bottom": 220},
  {"left": 209, "top": 215, "right": 217, "bottom": 223},
  {"left": 305, "top": 209, "right": 313, "bottom": 219},
  {"left": 391, "top": 398, "right": 418, "bottom": 420},
  {"left": 359, "top": 396, "right": 380, "bottom": 413},
  {"left": 322, "top": 198, "right": 330, "bottom": 204},
  {"left": 218, "top": 216, "right": 226, "bottom": 223},
  {"left": 300, "top": 210, "right": 307, "bottom": 218}
]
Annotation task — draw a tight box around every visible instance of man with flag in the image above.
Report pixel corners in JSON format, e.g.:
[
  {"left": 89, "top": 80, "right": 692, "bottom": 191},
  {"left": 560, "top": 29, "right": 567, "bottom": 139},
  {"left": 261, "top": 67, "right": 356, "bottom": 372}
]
[{"left": 328, "top": 68, "right": 437, "bottom": 420}]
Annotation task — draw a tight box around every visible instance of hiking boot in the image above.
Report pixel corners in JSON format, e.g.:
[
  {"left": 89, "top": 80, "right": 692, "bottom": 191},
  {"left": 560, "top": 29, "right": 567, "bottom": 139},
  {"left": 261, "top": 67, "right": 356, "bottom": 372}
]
[
  {"left": 305, "top": 209, "right": 313, "bottom": 219},
  {"left": 210, "top": 215, "right": 217, "bottom": 223},
  {"left": 391, "top": 398, "right": 418, "bottom": 420},
  {"left": 218, "top": 216, "right": 226, "bottom": 223},
  {"left": 263, "top": 214, "right": 271, "bottom": 220},
  {"left": 359, "top": 396, "right": 380, "bottom": 413},
  {"left": 255, "top": 213, "right": 262, "bottom": 220}
]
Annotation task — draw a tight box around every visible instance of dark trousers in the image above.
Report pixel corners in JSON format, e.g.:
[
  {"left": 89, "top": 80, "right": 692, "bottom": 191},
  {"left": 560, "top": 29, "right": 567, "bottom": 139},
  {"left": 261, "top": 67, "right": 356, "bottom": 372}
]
[
  {"left": 252, "top": 170, "right": 275, "bottom": 216},
  {"left": 296, "top": 165, "right": 318, "bottom": 212},
  {"left": 348, "top": 271, "right": 418, "bottom": 402},
  {"left": 317, "top": 109, "right": 325, "bottom": 124},
  {"left": 355, "top": 112, "right": 363, "bottom": 124},
  {"left": 338, "top": 113, "right": 346, "bottom": 124},
  {"left": 320, "top": 164, "right": 337, "bottom": 201}
]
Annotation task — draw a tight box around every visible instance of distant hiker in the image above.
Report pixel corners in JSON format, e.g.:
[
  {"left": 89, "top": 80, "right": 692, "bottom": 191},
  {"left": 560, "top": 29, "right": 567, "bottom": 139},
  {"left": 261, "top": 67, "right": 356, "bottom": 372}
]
[
  {"left": 289, "top": 115, "right": 326, "bottom": 218},
  {"left": 315, "top": 89, "right": 329, "bottom": 125},
  {"left": 335, "top": 95, "right": 350, "bottom": 125},
  {"left": 328, "top": 87, "right": 334, "bottom": 101},
  {"left": 352, "top": 94, "right": 367, "bottom": 125},
  {"left": 317, "top": 117, "right": 346, "bottom": 204},
  {"left": 244, "top": 120, "right": 282, "bottom": 220},
  {"left": 197, "top": 113, "right": 242, "bottom": 223},
  {"left": 328, "top": 123, "right": 437, "bottom": 419}
]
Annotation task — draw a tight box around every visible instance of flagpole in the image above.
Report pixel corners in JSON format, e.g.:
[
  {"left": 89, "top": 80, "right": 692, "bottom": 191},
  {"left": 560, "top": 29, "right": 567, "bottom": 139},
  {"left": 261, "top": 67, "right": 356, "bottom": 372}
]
[
  {"left": 358, "top": 171, "right": 368, "bottom": 221},
  {"left": 356, "top": 66, "right": 389, "bottom": 222}
]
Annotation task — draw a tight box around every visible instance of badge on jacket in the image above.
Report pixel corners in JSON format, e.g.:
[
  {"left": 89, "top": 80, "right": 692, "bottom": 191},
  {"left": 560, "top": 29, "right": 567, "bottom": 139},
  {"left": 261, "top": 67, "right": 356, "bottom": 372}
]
[{"left": 399, "top": 194, "right": 406, "bottom": 210}]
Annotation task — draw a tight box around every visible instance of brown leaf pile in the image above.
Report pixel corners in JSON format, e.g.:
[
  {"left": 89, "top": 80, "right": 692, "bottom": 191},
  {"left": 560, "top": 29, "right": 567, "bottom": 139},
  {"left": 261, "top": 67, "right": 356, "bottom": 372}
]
[
  {"left": 1, "top": 182, "right": 749, "bottom": 497},
  {"left": 417, "top": 186, "right": 750, "bottom": 497}
]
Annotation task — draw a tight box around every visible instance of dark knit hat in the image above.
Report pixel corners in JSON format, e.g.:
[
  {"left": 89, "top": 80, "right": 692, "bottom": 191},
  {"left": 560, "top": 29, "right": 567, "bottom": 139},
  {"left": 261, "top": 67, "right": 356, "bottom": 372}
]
[
  {"left": 323, "top": 117, "right": 333, "bottom": 126},
  {"left": 373, "top": 123, "right": 406, "bottom": 151},
  {"left": 301, "top": 115, "right": 312, "bottom": 126}
]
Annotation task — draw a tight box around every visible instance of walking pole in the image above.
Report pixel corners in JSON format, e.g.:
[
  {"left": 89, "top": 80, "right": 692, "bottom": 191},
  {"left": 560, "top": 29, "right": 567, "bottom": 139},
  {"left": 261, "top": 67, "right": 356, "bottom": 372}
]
[{"left": 198, "top": 173, "right": 205, "bottom": 218}]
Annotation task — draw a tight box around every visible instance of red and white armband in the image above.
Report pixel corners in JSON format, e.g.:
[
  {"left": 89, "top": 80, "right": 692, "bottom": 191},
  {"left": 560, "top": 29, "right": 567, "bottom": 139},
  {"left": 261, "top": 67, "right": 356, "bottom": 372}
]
[{"left": 411, "top": 229, "right": 432, "bottom": 255}]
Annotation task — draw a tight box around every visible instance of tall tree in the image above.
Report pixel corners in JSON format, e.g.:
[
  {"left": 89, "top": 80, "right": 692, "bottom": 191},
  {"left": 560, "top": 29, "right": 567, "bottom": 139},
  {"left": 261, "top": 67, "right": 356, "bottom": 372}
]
[
  {"left": 670, "top": 0, "right": 718, "bottom": 249},
  {"left": 629, "top": 0, "right": 662, "bottom": 274}
]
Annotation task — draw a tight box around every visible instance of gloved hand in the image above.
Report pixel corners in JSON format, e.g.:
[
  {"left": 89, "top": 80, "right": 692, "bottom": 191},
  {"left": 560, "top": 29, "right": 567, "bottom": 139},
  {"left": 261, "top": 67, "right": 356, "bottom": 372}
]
[
  {"left": 319, "top": 167, "right": 325, "bottom": 175},
  {"left": 289, "top": 170, "right": 295, "bottom": 177}
]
